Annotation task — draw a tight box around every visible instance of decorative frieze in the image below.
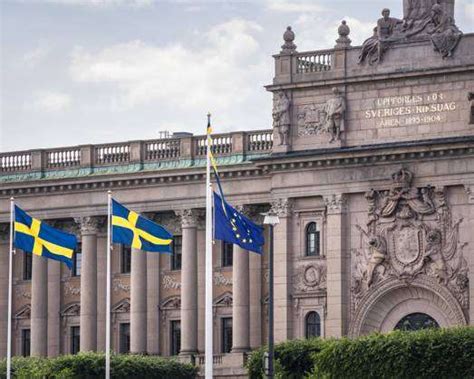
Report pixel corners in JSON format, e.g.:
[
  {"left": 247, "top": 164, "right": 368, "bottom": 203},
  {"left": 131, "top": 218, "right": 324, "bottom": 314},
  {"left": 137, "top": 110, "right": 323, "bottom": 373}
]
[
  {"left": 64, "top": 282, "right": 81, "bottom": 296},
  {"left": 214, "top": 272, "right": 232, "bottom": 287},
  {"left": 162, "top": 275, "right": 181, "bottom": 290},
  {"left": 112, "top": 279, "right": 130, "bottom": 293},
  {"left": 270, "top": 198, "right": 293, "bottom": 217}
]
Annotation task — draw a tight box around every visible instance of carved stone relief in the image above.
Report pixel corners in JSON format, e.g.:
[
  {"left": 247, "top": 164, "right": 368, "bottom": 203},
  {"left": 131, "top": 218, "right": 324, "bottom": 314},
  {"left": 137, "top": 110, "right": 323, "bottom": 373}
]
[
  {"left": 293, "top": 262, "right": 327, "bottom": 292},
  {"left": 297, "top": 88, "right": 346, "bottom": 143},
  {"left": 273, "top": 91, "right": 291, "bottom": 146},
  {"left": 271, "top": 198, "right": 293, "bottom": 217},
  {"left": 162, "top": 275, "right": 181, "bottom": 290},
  {"left": 160, "top": 296, "right": 181, "bottom": 323},
  {"left": 15, "top": 288, "right": 31, "bottom": 300},
  {"left": 324, "top": 194, "right": 347, "bottom": 213},
  {"left": 214, "top": 272, "right": 232, "bottom": 287},
  {"left": 74, "top": 216, "right": 104, "bottom": 234},
  {"left": 352, "top": 169, "right": 469, "bottom": 316},
  {"left": 112, "top": 279, "right": 130, "bottom": 293},
  {"left": 64, "top": 282, "right": 81, "bottom": 296}
]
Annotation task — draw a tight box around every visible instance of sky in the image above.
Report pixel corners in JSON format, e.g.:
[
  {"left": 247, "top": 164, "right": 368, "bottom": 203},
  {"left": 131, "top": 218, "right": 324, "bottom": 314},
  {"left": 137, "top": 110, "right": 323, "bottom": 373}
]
[{"left": 1, "top": 0, "right": 473, "bottom": 152}]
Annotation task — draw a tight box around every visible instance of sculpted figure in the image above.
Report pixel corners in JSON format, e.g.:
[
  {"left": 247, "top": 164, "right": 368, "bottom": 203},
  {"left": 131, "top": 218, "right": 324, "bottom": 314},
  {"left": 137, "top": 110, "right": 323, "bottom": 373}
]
[
  {"left": 424, "top": 230, "right": 449, "bottom": 284},
  {"left": 324, "top": 87, "right": 345, "bottom": 142},
  {"left": 366, "top": 235, "right": 387, "bottom": 287},
  {"left": 428, "top": 4, "right": 462, "bottom": 58},
  {"left": 358, "top": 27, "right": 380, "bottom": 65},
  {"left": 273, "top": 91, "right": 291, "bottom": 146},
  {"left": 377, "top": 8, "right": 403, "bottom": 62}
]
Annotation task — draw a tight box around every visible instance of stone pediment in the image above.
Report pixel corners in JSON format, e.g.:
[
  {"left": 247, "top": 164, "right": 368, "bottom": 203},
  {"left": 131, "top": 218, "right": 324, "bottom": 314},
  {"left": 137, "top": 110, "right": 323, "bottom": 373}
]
[
  {"left": 112, "top": 298, "right": 130, "bottom": 314},
  {"left": 213, "top": 292, "right": 233, "bottom": 307},
  {"left": 61, "top": 303, "right": 80, "bottom": 317},
  {"left": 14, "top": 304, "right": 31, "bottom": 320},
  {"left": 160, "top": 296, "right": 181, "bottom": 310}
]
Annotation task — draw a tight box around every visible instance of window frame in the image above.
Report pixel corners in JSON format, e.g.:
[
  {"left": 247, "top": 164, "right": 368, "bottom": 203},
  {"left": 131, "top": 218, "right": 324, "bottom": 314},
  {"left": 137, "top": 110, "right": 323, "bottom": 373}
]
[
  {"left": 72, "top": 243, "right": 82, "bottom": 277},
  {"left": 221, "top": 317, "right": 233, "bottom": 354},
  {"left": 221, "top": 241, "right": 233, "bottom": 267},
  {"left": 21, "top": 328, "right": 30, "bottom": 357},
  {"left": 119, "top": 323, "right": 130, "bottom": 354},
  {"left": 305, "top": 222, "right": 320, "bottom": 257},
  {"left": 170, "top": 319, "right": 181, "bottom": 356},
  {"left": 171, "top": 235, "right": 182, "bottom": 271},
  {"left": 120, "top": 245, "right": 132, "bottom": 274},
  {"left": 70, "top": 326, "right": 80, "bottom": 355},
  {"left": 305, "top": 311, "right": 321, "bottom": 339},
  {"left": 23, "top": 252, "right": 32, "bottom": 281}
]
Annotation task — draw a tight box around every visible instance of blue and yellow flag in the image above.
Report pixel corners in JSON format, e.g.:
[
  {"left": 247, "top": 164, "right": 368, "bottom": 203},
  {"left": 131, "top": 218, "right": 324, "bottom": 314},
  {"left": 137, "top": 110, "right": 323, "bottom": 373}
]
[
  {"left": 213, "top": 191, "right": 265, "bottom": 254},
  {"left": 14, "top": 206, "right": 77, "bottom": 269},
  {"left": 112, "top": 199, "right": 173, "bottom": 253}
]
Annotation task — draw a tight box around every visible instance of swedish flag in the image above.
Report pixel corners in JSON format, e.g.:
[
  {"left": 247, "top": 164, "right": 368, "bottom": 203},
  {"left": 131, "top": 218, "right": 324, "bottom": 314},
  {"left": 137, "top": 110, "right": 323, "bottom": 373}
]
[
  {"left": 111, "top": 199, "right": 173, "bottom": 253},
  {"left": 14, "top": 206, "right": 77, "bottom": 269}
]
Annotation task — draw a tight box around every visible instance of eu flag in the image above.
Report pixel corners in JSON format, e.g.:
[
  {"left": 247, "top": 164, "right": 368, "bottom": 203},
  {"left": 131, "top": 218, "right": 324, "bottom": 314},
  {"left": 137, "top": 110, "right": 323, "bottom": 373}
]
[
  {"left": 112, "top": 199, "right": 173, "bottom": 253},
  {"left": 14, "top": 206, "right": 77, "bottom": 269},
  {"left": 213, "top": 192, "right": 265, "bottom": 254}
]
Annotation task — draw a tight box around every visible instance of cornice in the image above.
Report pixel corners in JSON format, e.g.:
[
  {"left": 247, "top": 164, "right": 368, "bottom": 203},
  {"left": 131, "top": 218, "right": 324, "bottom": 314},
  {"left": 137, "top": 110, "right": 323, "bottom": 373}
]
[{"left": 254, "top": 136, "right": 474, "bottom": 173}]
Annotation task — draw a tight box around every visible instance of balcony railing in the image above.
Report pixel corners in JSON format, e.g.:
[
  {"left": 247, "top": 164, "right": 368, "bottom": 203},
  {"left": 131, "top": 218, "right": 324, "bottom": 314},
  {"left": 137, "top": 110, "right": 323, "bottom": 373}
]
[
  {"left": 296, "top": 50, "right": 333, "bottom": 73},
  {"left": 0, "top": 130, "right": 273, "bottom": 176}
]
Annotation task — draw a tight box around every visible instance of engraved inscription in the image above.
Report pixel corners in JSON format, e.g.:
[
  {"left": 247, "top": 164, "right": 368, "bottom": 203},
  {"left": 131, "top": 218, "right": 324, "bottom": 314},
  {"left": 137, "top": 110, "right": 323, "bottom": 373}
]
[{"left": 364, "top": 93, "right": 457, "bottom": 127}]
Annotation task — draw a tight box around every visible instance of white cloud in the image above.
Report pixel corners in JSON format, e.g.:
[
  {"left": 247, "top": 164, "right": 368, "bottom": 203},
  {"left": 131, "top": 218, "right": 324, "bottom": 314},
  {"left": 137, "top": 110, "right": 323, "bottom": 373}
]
[
  {"left": 28, "top": 91, "right": 72, "bottom": 112},
  {"left": 265, "top": 0, "right": 325, "bottom": 13},
  {"left": 23, "top": 42, "right": 51, "bottom": 67},
  {"left": 465, "top": 3, "right": 474, "bottom": 22},
  {"left": 69, "top": 19, "right": 267, "bottom": 115},
  {"left": 23, "top": 0, "right": 153, "bottom": 8},
  {"left": 294, "top": 14, "right": 374, "bottom": 51}
]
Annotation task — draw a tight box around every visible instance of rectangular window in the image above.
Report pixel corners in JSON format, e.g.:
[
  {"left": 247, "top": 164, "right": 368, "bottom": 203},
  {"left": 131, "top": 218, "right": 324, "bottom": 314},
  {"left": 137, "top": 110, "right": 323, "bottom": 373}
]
[
  {"left": 222, "top": 241, "right": 233, "bottom": 267},
  {"left": 23, "top": 252, "right": 32, "bottom": 281},
  {"left": 70, "top": 326, "right": 80, "bottom": 354},
  {"left": 121, "top": 245, "right": 132, "bottom": 274},
  {"left": 221, "top": 317, "right": 233, "bottom": 354},
  {"left": 170, "top": 320, "right": 181, "bottom": 356},
  {"left": 72, "top": 243, "right": 82, "bottom": 277},
  {"left": 21, "top": 329, "right": 30, "bottom": 357},
  {"left": 119, "top": 323, "right": 130, "bottom": 354},
  {"left": 171, "top": 236, "right": 182, "bottom": 271}
]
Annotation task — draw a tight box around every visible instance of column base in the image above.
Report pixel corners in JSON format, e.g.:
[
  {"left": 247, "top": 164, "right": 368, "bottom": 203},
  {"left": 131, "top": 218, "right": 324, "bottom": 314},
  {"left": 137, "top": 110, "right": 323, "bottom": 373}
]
[{"left": 178, "top": 353, "right": 196, "bottom": 365}]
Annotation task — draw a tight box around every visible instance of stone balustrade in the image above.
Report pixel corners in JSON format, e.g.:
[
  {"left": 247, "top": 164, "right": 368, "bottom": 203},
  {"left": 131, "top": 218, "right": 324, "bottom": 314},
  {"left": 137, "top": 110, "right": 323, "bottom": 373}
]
[
  {"left": 296, "top": 50, "right": 333, "bottom": 73},
  {"left": 0, "top": 130, "right": 273, "bottom": 176}
]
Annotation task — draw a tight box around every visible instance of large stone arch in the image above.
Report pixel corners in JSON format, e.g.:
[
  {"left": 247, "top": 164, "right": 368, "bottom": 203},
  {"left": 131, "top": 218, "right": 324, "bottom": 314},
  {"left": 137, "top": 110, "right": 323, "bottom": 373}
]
[{"left": 349, "top": 276, "right": 466, "bottom": 337}]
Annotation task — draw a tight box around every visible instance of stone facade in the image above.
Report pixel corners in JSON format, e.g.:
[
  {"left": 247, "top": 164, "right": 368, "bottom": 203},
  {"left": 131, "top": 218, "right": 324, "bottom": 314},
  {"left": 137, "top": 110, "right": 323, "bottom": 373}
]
[{"left": 0, "top": 1, "right": 473, "bottom": 376}]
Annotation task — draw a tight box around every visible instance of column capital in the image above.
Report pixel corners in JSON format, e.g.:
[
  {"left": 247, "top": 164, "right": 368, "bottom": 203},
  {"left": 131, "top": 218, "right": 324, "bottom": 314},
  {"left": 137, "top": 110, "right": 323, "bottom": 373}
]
[
  {"left": 323, "top": 193, "right": 347, "bottom": 214},
  {"left": 465, "top": 184, "right": 474, "bottom": 203},
  {"left": 270, "top": 198, "right": 294, "bottom": 217},
  {"left": 74, "top": 216, "right": 104, "bottom": 234},
  {"left": 175, "top": 209, "right": 201, "bottom": 228},
  {"left": 235, "top": 204, "right": 268, "bottom": 224}
]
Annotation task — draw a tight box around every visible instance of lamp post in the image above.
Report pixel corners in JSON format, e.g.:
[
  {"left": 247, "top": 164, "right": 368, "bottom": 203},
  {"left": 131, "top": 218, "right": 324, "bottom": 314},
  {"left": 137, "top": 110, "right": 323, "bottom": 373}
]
[{"left": 262, "top": 211, "right": 279, "bottom": 379}]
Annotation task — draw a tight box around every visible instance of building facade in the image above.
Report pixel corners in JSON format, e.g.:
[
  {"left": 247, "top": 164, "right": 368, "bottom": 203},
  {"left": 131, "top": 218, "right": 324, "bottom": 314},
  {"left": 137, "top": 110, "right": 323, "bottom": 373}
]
[{"left": 0, "top": 0, "right": 473, "bottom": 376}]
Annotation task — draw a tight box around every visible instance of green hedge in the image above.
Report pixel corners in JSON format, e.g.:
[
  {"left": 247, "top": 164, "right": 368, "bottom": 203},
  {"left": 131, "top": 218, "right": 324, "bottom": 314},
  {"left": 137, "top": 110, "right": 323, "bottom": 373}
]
[
  {"left": 246, "top": 327, "right": 474, "bottom": 379},
  {"left": 247, "top": 338, "right": 330, "bottom": 379},
  {"left": 0, "top": 352, "right": 198, "bottom": 379}
]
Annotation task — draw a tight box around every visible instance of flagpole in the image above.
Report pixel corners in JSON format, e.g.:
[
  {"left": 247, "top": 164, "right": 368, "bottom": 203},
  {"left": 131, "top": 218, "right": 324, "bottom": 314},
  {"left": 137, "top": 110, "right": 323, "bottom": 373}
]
[
  {"left": 106, "top": 191, "right": 112, "bottom": 379},
  {"left": 6, "top": 198, "right": 14, "bottom": 379},
  {"left": 205, "top": 113, "right": 213, "bottom": 379}
]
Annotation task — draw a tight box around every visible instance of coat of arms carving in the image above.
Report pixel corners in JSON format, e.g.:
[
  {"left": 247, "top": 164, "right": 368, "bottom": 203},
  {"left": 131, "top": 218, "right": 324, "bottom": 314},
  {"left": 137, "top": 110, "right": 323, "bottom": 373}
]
[{"left": 352, "top": 169, "right": 469, "bottom": 313}]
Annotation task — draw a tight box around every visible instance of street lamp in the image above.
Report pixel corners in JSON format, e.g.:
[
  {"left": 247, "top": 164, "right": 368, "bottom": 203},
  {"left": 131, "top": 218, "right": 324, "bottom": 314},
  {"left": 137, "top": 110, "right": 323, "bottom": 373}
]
[{"left": 262, "top": 211, "right": 279, "bottom": 379}]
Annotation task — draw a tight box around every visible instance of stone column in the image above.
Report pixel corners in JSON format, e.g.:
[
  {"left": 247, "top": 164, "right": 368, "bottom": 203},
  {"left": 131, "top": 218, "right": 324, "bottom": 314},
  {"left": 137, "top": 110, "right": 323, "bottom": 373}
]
[
  {"left": 232, "top": 244, "right": 250, "bottom": 352},
  {"left": 271, "top": 199, "right": 293, "bottom": 342},
  {"left": 47, "top": 260, "right": 61, "bottom": 357},
  {"left": 77, "top": 217, "right": 101, "bottom": 352},
  {"left": 324, "top": 194, "right": 348, "bottom": 337},
  {"left": 31, "top": 254, "right": 48, "bottom": 356},
  {"left": 176, "top": 210, "right": 198, "bottom": 356},
  {"left": 147, "top": 247, "right": 160, "bottom": 354},
  {"left": 465, "top": 185, "right": 474, "bottom": 326},
  {"left": 249, "top": 250, "right": 262, "bottom": 349},
  {"left": 0, "top": 228, "right": 9, "bottom": 358},
  {"left": 96, "top": 236, "right": 107, "bottom": 351},
  {"left": 131, "top": 248, "right": 147, "bottom": 353}
]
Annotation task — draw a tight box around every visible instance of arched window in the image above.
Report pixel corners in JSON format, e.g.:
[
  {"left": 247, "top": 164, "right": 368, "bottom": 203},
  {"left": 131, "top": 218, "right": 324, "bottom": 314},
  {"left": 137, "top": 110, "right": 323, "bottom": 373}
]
[
  {"left": 394, "top": 313, "right": 439, "bottom": 331},
  {"left": 305, "top": 222, "right": 320, "bottom": 256},
  {"left": 305, "top": 311, "right": 321, "bottom": 338}
]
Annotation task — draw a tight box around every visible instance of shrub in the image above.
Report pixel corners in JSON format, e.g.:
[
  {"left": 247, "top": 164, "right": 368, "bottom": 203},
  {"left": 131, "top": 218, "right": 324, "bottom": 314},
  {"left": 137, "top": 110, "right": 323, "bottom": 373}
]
[
  {"left": 246, "top": 338, "right": 329, "bottom": 379},
  {"left": 0, "top": 352, "right": 198, "bottom": 379},
  {"left": 311, "top": 327, "right": 474, "bottom": 379},
  {"left": 247, "top": 327, "right": 474, "bottom": 379}
]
